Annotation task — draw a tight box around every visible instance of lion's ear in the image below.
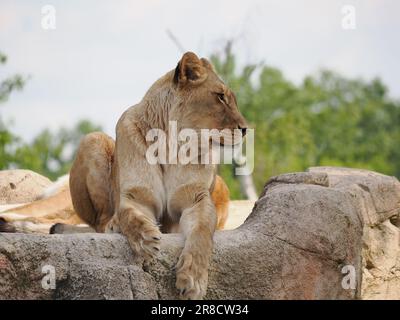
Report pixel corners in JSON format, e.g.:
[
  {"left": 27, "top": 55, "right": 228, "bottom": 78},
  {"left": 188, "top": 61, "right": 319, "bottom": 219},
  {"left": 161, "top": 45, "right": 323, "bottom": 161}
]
[
  {"left": 174, "top": 52, "right": 208, "bottom": 86},
  {"left": 200, "top": 58, "right": 215, "bottom": 72}
]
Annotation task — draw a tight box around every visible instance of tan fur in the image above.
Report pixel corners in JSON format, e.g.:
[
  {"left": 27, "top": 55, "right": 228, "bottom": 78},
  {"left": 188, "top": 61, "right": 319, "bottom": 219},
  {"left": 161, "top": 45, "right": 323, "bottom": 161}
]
[{"left": 211, "top": 175, "right": 230, "bottom": 230}]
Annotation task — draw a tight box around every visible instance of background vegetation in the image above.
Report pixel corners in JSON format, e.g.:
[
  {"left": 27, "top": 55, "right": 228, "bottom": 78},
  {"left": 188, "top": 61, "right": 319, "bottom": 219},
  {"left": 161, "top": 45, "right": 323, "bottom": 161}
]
[
  {"left": 0, "top": 51, "right": 101, "bottom": 180},
  {"left": 213, "top": 43, "right": 400, "bottom": 198},
  {"left": 1, "top": 45, "right": 399, "bottom": 198}
]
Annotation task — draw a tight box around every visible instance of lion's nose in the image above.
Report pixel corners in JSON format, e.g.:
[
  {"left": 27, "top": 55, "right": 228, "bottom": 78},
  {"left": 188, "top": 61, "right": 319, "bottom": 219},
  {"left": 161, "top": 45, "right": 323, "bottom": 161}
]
[{"left": 238, "top": 126, "right": 247, "bottom": 137}]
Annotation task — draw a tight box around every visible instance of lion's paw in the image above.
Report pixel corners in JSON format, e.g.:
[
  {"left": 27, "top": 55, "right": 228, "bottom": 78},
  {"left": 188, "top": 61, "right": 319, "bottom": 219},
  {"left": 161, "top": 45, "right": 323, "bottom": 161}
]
[
  {"left": 175, "top": 252, "right": 208, "bottom": 300},
  {"left": 126, "top": 216, "right": 162, "bottom": 263}
]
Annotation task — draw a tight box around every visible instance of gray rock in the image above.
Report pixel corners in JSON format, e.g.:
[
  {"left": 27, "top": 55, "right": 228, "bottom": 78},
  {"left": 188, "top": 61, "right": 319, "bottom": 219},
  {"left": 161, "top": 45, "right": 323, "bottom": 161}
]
[
  {"left": 307, "top": 167, "right": 400, "bottom": 299},
  {"left": 0, "top": 167, "right": 399, "bottom": 299}
]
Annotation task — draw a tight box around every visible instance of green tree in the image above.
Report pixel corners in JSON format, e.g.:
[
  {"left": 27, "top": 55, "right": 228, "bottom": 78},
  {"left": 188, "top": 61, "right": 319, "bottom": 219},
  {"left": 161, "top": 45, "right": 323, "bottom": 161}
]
[
  {"left": 0, "top": 52, "right": 26, "bottom": 169},
  {"left": 9, "top": 120, "right": 102, "bottom": 180},
  {"left": 211, "top": 43, "right": 400, "bottom": 199}
]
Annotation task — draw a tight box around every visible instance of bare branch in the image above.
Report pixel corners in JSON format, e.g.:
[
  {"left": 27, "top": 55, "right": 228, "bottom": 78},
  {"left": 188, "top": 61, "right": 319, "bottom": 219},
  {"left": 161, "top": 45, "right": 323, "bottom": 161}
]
[{"left": 165, "top": 29, "right": 185, "bottom": 54}]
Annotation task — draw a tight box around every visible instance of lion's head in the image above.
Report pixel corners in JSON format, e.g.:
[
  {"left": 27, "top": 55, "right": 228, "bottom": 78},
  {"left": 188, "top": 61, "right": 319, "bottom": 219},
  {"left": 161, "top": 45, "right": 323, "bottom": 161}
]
[{"left": 169, "top": 52, "right": 248, "bottom": 146}]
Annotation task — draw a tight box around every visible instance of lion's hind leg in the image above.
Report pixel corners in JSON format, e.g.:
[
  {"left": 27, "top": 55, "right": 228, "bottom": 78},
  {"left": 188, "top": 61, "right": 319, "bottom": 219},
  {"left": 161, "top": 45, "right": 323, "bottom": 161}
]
[{"left": 54, "top": 132, "right": 115, "bottom": 234}]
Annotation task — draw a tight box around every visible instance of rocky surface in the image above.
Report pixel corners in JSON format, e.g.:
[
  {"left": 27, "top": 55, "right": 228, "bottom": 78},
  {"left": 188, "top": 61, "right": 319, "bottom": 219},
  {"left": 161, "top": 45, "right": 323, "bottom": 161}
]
[
  {"left": 307, "top": 167, "right": 400, "bottom": 299},
  {"left": 0, "top": 167, "right": 399, "bottom": 299}
]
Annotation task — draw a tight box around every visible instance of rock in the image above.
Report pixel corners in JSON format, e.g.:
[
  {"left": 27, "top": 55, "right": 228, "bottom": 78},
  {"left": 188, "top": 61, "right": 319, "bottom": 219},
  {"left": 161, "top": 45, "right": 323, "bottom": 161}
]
[
  {"left": 0, "top": 166, "right": 399, "bottom": 299},
  {"left": 361, "top": 220, "right": 400, "bottom": 299},
  {"left": 308, "top": 167, "right": 400, "bottom": 226},
  {"left": 0, "top": 170, "right": 52, "bottom": 205},
  {"left": 308, "top": 167, "right": 400, "bottom": 299}
]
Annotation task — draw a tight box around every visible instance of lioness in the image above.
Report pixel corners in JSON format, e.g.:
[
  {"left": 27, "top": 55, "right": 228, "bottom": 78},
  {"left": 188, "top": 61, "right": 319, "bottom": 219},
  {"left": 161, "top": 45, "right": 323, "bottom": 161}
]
[{"left": 3, "top": 52, "right": 248, "bottom": 299}]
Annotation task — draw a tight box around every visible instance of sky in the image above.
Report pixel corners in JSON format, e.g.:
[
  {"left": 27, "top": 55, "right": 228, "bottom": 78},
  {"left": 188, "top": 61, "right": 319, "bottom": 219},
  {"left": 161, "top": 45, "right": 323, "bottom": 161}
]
[{"left": 0, "top": 0, "right": 399, "bottom": 141}]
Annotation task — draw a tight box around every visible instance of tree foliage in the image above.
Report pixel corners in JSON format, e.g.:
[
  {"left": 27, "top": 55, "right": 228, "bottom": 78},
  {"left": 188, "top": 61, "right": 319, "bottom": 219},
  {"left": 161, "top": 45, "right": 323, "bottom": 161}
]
[
  {"left": 7, "top": 120, "right": 102, "bottom": 180},
  {"left": 212, "top": 42, "right": 400, "bottom": 199}
]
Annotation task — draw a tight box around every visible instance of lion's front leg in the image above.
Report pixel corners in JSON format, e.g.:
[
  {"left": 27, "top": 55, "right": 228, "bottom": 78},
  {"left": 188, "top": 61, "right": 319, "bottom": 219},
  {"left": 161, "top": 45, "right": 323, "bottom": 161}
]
[
  {"left": 115, "top": 188, "right": 162, "bottom": 263},
  {"left": 175, "top": 188, "right": 217, "bottom": 300},
  {"left": 112, "top": 121, "right": 165, "bottom": 263}
]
